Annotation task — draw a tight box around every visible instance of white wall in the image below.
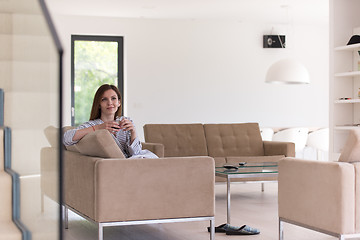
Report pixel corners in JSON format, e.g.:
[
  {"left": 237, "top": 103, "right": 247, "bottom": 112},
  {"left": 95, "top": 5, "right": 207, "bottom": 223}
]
[{"left": 51, "top": 15, "right": 329, "bottom": 140}]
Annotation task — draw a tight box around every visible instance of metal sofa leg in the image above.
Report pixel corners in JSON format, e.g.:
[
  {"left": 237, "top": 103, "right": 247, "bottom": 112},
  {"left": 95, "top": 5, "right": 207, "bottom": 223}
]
[
  {"left": 64, "top": 205, "right": 68, "bottom": 229},
  {"left": 41, "top": 191, "right": 44, "bottom": 212},
  {"left": 98, "top": 223, "right": 103, "bottom": 240},
  {"left": 210, "top": 218, "right": 215, "bottom": 240},
  {"left": 279, "top": 218, "right": 283, "bottom": 240}
]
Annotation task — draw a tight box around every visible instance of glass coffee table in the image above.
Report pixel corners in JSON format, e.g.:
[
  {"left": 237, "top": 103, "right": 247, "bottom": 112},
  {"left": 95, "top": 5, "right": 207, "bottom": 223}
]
[{"left": 215, "top": 162, "right": 278, "bottom": 224}]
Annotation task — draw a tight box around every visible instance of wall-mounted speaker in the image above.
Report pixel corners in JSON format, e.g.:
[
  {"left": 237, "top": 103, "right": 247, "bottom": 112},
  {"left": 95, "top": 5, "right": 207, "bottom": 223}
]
[{"left": 263, "top": 35, "right": 286, "bottom": 48}]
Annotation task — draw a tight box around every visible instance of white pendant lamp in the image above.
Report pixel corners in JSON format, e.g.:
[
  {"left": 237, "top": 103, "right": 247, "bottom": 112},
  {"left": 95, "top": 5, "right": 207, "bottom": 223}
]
[{"left": 265, "top": 59, "right": 310, "bottom": 84}]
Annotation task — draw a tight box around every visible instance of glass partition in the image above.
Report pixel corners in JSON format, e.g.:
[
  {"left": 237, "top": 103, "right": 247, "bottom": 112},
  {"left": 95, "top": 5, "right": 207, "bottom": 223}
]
[{"left": 0, "top": 0, "right": 62, "bottom": 239}]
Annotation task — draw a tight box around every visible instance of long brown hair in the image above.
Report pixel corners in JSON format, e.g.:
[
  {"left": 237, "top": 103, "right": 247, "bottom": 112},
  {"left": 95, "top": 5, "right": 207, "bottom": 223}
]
[{"left": 89, "top": 84, "right": 122, "bottom": 120}]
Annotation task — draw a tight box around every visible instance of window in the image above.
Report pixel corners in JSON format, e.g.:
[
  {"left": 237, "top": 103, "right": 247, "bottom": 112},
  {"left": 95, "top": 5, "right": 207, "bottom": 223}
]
[{"left": 71, "top": 35, "right": 124, "bottom": 126}]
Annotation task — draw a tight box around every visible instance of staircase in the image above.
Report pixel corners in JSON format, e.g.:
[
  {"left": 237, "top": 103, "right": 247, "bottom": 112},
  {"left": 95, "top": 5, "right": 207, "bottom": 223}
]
[
  {"left": 0, "top": 0, "right": 62, "bottom": 238},
  {"left": 0, "top": 129, "right": 21, "bottom": 240}
]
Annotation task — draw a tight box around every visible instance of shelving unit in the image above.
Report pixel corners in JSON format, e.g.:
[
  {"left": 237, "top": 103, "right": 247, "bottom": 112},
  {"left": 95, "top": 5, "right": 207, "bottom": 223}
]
[
  {"left": 330, "top": 0, "right": 360, "bottom": 160},
  {"left": 334, "top": 99, "right": 360, "bottom": 104},
  {"left": 334, "top": 126, "right": 360, "bottom": 130},
  {"left": 334, "top": 43, "right": 360, "bottom": 51},
  {"left": 334, "top": 71, "right": 360, "bottom": 77}
]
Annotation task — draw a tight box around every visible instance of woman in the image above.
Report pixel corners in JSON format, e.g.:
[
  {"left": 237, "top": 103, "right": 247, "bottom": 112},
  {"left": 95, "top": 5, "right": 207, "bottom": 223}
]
[{"left": 63, "top": 84, "right": 158, "bottom": 159}]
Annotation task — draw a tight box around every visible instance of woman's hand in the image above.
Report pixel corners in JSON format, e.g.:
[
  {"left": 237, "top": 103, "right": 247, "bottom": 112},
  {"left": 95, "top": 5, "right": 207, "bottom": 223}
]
[
  {"left": 119, "top": 118, "right": 135, "bottom": 133},
  {"left": 119, "top": 117, "right": 137, "bottom": 143},
  {"left": 96, "top": 120, "right": 121, "bottom": 135}
]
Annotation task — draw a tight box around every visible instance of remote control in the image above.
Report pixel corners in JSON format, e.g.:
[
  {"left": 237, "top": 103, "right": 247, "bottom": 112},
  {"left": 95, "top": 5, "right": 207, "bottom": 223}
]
[{"left": 223, "top": 164, "right": 238, "bottom": 170}]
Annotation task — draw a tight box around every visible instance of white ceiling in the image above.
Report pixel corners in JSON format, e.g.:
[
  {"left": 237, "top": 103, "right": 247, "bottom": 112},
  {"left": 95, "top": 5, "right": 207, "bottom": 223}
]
[{"left": 46, "top": 0, "right": 329, "bottom": 24}]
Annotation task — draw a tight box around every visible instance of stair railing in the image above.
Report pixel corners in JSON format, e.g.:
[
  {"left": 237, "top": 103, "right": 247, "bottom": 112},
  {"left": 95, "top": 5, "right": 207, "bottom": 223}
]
[{"left": 1, "top": 89, "right": 31, "bottom": 240}]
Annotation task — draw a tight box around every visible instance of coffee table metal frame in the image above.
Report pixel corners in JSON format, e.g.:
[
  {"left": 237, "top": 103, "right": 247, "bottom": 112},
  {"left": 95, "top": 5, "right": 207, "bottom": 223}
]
[{"left": 215, "top": 163, "right": 278, "bottom": 224}]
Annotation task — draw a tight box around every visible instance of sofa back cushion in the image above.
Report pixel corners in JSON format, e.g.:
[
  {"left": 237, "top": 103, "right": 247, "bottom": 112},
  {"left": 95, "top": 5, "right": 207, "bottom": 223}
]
[
  {"left": 339, "top": 128, "right": 360, "bottom": 162},
  {"left": 74, "top": 129, "right": 125, "bottom": 159},
  {"left": 204, "top": 123, "right": 264, "bottom": 157},
  {"left": 45, "top": 126, "right": 78, "bottom": 151},
  {"left": 44, "top": 125, "right": 59, "bottom": 148},
  {"left": 143, "top": 124, "right": 208, "bottom": 157}
]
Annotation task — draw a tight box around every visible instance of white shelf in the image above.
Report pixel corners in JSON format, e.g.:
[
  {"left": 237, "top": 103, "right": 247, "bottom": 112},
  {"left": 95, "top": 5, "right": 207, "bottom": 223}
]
[
  {"left": 334, "top": 126, "right": 360, "bottom": 130},
  {"left": 334, "top": 99, "right": 360, "bottom": 103},
  {"left": 335, "top": 43, "right": 360, "bottom": 51},
  {"left": 334, "top": 71, "right": 360, "bottom": 77}
]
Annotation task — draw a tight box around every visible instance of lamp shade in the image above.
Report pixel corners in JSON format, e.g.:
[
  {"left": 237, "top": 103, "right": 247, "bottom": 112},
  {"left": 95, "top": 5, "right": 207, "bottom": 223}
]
[{"left": 265, "top": 59, "right": 310, "bottom": 84}]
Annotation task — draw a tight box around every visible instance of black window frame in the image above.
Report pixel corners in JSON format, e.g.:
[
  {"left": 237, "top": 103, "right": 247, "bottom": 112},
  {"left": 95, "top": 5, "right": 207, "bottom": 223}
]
[{"left": 71, "top": 35, "right": 124, "bottom": 126}]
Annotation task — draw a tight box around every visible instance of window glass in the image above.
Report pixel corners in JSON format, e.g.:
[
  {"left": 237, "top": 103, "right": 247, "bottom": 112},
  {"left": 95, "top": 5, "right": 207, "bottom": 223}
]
[{"left": 74, "top": 40, "right": 118, "bottom": 125}]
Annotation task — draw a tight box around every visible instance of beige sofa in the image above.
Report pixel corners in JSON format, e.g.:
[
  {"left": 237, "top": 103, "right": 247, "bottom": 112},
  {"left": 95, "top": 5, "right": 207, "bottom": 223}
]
[
  {"left": 278, "top": 129, "right": 360, "bottom": 240},
  {"left": 144, "top": 123, "right": 295, "bottom": 182},
  {"left": 42, "top": 127, "right": 215, "bottom": 240}
]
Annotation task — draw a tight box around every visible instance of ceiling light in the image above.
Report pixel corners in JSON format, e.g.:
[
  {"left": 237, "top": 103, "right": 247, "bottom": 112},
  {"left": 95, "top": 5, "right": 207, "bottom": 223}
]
[{"left": 265, "top": 59, "right": 310, "bottom": 84}]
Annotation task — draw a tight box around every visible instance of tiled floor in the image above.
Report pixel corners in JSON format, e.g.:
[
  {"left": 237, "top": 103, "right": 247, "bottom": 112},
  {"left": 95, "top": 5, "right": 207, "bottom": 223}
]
[{"left": 64, "top": 182, "right": 337, "bottom": 240}]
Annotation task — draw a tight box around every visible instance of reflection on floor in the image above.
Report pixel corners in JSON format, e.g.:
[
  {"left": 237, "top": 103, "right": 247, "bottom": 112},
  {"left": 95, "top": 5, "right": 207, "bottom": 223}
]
[{"left": 64, "top": 183, "right": 336, "bottom": 240}]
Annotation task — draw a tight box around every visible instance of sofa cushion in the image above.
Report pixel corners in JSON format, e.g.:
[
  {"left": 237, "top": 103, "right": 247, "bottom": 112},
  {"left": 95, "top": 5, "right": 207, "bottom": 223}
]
[
  {"left": 75, "top": 129, "right": 125, "bottom": 159},
  {"left": 339, "top": 129, "right": 360, "bottom": 162},
  {"left": 226, "top": 155, "right": 284, "bottom": 164},
  {"left": 143, "top": 124, "right": 208, "bottom": 157},
  {"left": 204, "top": 123, "right": 264, "bottom": 157}
]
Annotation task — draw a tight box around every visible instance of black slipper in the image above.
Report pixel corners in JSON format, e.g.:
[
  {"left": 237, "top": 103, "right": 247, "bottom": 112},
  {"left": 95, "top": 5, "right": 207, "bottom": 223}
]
[
  {"left": 225, "top": 225, "right": 260, "bottom": 235},
  {"left": 207, "top": 223, "right": 229, "bottom": 233}
]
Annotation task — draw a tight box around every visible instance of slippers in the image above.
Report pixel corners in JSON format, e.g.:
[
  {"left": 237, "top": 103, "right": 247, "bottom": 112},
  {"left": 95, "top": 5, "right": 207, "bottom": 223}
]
[
  {"left": 207, "top": 223, "right": 229, "bottom": 233},
  {"left": 225, "top": 225, "right": 260, "bottom": 235},
  {"left": 207, "top": 223, "right": 260, "bottom": 235}
]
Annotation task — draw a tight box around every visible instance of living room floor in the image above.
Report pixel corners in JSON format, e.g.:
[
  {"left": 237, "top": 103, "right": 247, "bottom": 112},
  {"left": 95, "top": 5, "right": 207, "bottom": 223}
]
[{"left": 64, "top": 182, "right": 336, "bottom": 240}]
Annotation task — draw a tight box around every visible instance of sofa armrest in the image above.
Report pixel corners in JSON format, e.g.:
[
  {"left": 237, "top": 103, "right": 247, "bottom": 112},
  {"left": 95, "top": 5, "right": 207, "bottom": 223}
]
[
  {"left": 64, "top": 151, "right": 100, "bottom": 219},
  {"left": 278, "top": 158, "right": 355, "bottom": 234},
  {"left": 64, "top": 151, "right": 215, "bottom": 223},
  {"left": 41, "top": 147, "right": 59, "bottom": 202},
  {"left": 263, "top": 141, "right": 295, "bottom": 157},
  {"left": 142, "top": 142, "right": 165, "bottom": 158}
]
